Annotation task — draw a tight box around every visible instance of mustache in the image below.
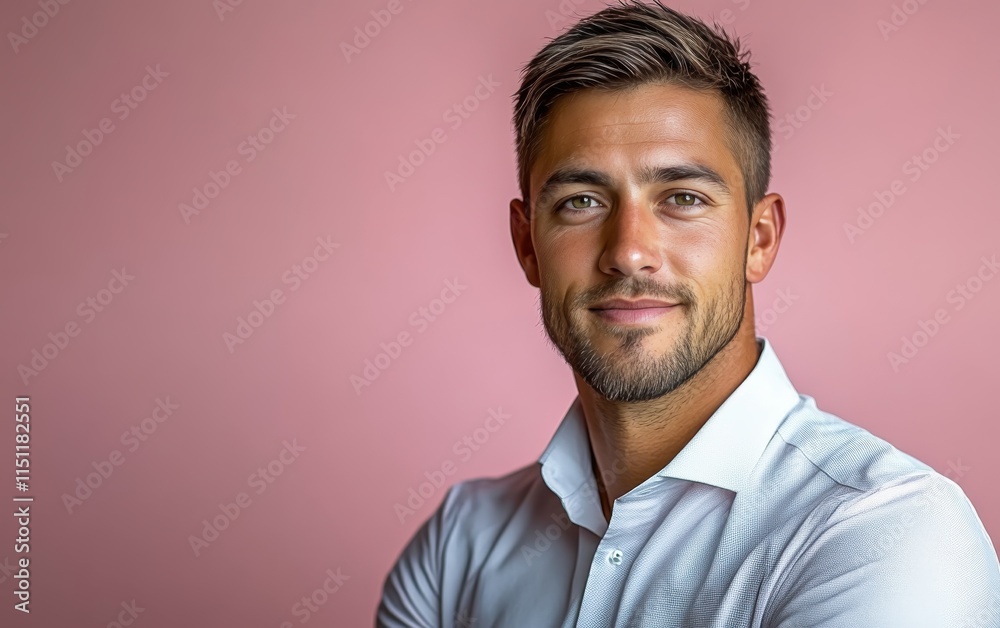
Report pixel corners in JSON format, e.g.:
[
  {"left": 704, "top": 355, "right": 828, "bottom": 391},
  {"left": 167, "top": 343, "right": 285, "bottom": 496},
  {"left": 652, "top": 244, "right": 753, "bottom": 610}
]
[{"left": 576, "top": 277, "right": 693, "bottom": 308}]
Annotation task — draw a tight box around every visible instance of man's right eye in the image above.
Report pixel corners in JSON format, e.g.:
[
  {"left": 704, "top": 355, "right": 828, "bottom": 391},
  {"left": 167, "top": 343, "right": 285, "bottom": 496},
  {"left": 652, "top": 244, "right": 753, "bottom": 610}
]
[{"left": 559, "top": 195, "right": 604, "bottom": 212}]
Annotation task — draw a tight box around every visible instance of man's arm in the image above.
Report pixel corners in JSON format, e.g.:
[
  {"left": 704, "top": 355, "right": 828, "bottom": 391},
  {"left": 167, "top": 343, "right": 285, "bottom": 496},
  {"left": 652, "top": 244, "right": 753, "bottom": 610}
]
[
  {"left": 376, "top": 485, "right": 461, "bottom": 628},
  {"left": 764, "top": 472, "right": 1000, "bottom": 626}
]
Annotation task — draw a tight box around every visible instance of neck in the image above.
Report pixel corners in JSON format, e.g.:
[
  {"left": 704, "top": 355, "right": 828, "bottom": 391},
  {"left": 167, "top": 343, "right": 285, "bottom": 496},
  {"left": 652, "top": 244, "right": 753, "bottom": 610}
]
[{"left": 577, "top": 318, "right": 762, "bottom": 522}]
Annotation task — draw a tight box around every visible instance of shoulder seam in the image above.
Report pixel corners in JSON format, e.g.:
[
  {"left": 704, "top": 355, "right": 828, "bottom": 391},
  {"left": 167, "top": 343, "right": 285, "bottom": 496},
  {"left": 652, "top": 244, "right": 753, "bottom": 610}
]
[{"left": 772, "top": 426, "right": 869, "bottom": 493}]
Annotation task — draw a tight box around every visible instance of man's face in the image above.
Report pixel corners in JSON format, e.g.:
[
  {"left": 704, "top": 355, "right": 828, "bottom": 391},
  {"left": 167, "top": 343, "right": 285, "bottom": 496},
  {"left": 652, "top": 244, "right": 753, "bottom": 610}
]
[{"left": 514, "top": 82, "right": 752, "bottom": 403}]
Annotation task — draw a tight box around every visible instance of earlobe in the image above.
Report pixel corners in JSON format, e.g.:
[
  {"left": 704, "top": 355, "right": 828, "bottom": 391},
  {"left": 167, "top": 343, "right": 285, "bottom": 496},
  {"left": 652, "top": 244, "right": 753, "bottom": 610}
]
[{"left": 510, "top": 198, "right": 541, "bottom": 288}]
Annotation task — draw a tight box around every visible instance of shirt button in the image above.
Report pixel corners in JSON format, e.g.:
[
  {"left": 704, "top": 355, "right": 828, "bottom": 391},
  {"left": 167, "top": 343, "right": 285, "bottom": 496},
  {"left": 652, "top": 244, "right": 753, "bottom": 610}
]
[{"left": 608, "top": 549, "right": 623, "bottom": 565}]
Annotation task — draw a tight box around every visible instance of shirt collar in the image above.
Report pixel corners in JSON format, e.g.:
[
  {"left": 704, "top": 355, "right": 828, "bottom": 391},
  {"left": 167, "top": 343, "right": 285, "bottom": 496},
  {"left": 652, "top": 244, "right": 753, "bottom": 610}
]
[{"left": 539, "top": 336, "right": 802, "bottom": 501}]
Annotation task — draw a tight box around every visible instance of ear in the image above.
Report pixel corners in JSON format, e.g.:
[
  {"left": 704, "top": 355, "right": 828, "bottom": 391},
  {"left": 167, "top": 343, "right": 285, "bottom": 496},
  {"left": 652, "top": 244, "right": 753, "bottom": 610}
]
[
  {"left": 510, "top": 197, "right": 541, "bottom": 288},
  {"left": 746, "top": 192, "right": 786, "bottom": 284}
]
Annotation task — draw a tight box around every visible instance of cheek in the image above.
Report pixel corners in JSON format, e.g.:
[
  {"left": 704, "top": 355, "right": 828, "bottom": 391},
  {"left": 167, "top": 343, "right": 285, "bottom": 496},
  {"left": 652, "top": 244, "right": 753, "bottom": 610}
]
[
  {"left": 662, "top": 222, "right": 743, "bottom": 297},
  {"left": 535, "top": 228, "right": 598, "bottom": 280},
  {"left": 535, "top": 234, "right": 600, "bottom": 318},
  {"left": 660, "top": 222, "right": 728, "bottom": 276}
]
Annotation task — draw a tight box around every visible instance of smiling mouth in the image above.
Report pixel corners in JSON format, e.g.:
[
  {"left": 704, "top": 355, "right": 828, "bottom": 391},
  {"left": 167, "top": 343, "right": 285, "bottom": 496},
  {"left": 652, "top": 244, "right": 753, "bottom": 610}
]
[{"left": 588, "top": 300, "right": 681, "bottom": 325}]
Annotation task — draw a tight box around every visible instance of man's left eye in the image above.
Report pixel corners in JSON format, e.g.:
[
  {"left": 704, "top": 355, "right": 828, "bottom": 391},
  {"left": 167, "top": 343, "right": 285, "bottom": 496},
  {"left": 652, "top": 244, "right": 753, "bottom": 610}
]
[{"left": 668, "top": 193, "right": 703, "bottom": 207}]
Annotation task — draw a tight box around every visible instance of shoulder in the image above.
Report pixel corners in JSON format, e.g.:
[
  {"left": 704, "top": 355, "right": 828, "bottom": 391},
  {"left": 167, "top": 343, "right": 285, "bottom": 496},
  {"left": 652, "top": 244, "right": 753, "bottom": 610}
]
[
  {"left": 770, "top": 394, "right": 990, "bottom": 554},
  {"left": 774, "top": 394, "right": 938, "bottom": 492},
  {"left": 395, "top": 459, "right": 545, "bottom": 547},
  {"left": 761, "top": 396, "right": 1000, "bottom": 624},
  {"left": 764, "top": 468, "right": 1000, "bottom": 624},
  {"left": 443, "top": 460, "right": 545, "bottom": 525},
  {"left": 377, "top": 462, "right": 544, "bottom": 627}
]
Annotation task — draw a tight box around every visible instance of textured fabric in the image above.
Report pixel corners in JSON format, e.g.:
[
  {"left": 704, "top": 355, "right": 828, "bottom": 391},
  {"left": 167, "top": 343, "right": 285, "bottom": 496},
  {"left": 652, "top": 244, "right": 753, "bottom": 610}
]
[{"left": 376, "top": 337, "right": 1000, "bottom": 627}]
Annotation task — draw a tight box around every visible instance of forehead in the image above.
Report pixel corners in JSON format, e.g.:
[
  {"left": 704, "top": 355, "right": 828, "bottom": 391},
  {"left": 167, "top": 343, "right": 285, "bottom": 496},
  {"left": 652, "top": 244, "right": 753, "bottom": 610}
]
[{"left": 531, "top": 82, "right": 743, "bottom": 196}]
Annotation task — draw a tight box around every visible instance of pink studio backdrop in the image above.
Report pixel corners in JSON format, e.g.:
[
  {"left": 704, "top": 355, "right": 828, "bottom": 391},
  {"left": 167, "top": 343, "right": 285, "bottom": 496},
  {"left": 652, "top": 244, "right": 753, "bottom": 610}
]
[{"left": 1, "top": 0, "right": 998, "bottom": 625}]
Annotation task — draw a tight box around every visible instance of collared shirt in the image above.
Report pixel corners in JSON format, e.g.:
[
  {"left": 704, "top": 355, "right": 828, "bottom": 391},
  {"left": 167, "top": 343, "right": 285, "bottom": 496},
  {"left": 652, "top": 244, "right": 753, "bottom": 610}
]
[{"left": 377, "top": 337, "right": 1000, "bottom": 627}]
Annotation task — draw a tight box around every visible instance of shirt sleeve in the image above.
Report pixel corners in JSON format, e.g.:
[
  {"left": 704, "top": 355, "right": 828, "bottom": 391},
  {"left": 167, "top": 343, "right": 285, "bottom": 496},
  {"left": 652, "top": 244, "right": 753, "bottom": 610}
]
[
  {"left": 375, "top": 484, "right": 460, "bottom": 628},
  {"left": 764, "top": 472, "right": 1000, "bottom": 627}
]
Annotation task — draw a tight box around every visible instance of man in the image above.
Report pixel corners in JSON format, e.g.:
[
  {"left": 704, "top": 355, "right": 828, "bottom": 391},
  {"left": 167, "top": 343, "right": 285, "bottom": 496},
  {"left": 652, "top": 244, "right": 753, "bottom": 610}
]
[{"left": 377, "top": 1, "right": 1000, "bottom": 626}]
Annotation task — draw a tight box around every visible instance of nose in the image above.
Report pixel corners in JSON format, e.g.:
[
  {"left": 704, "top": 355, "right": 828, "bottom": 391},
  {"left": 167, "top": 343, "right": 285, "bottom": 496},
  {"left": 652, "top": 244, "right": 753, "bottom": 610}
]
[{"left": 597, "top": 196, "right": 663, "bottom": 277}]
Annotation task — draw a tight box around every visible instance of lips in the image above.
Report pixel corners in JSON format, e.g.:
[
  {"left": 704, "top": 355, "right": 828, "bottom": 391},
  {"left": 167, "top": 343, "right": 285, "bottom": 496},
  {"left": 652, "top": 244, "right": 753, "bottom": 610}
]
[
  {"left": 588, "top": 298, "right": 681, "bottom": 325},
  {"left": 589, "top": 298, "right": 679, "bottom": 310}
]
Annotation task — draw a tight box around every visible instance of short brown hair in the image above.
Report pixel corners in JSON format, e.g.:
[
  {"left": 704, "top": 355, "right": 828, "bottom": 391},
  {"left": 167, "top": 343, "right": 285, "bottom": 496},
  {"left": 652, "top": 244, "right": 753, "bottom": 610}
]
[{"left": 511, "top": 0, "right": 772, "bottom": 217}]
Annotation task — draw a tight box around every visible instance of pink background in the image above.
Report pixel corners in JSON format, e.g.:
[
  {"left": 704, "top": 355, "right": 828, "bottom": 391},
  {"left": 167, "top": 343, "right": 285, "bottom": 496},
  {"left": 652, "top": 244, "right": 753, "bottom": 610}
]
[{"left": 1, "top": 0, "right": 998, "bottom": 625}]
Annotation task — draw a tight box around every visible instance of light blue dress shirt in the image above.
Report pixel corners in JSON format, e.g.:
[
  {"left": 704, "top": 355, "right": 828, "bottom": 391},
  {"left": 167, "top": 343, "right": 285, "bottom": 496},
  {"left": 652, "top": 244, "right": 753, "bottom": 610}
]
[{"left": 377, "top": 337, "right": 1000, "bottom": 627}]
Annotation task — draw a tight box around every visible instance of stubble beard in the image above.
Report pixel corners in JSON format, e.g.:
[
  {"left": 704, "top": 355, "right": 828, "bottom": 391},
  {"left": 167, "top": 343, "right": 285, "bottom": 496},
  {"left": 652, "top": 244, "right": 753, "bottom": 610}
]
[{"left": 540, "top": 271, "right": 747, "bottom": 403}]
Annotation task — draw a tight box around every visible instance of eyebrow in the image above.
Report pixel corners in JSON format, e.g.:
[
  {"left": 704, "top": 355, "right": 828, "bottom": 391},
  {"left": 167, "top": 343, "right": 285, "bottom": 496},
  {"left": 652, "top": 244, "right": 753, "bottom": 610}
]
[{"left": 534, "top": 163, "right": 732, "bottom": 209}]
